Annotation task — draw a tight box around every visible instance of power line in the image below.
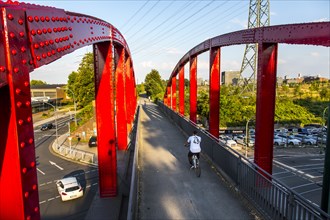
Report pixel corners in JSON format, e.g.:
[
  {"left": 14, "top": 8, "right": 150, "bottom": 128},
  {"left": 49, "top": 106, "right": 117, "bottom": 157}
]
[{"left": 121, "top": 0, "right": 151, "bottom": 31}]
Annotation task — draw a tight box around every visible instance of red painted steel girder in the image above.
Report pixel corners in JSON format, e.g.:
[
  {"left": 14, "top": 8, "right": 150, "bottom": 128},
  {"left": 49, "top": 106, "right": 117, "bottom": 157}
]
[
  {"left": 0, "top": 1, "right": 136, "bottom": 219},
  {"left": 164, "top": 21, "right": 330, "bottom": 86}
]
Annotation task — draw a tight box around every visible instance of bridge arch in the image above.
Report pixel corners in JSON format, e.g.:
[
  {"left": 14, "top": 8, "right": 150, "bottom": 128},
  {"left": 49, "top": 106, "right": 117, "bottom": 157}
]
[
  {"left": 0, "top": 1, "right": 136, "bottom": 219},
  {"left": 164, "top": 21, "right": 330, "bottom": 175}
]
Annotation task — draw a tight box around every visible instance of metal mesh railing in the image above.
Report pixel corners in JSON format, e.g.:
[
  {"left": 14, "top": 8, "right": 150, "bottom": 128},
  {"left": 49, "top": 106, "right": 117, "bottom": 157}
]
[{"left": 158, "top": 101, "right": 330, "bottom": 220}]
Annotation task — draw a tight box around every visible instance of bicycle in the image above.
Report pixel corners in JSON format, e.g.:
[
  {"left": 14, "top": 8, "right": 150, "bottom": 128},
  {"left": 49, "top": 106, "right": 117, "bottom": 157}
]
[{"left": 191, "top": 154, "right": 201, "bottom": 177}]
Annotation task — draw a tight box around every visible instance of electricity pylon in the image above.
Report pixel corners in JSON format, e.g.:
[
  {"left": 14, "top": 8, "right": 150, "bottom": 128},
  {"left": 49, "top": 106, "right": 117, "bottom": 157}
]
[{"left": 239, "top": 0, "right": 270, "bottom": 91}]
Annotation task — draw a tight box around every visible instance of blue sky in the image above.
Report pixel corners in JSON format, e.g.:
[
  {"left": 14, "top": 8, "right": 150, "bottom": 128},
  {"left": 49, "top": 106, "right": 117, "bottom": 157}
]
[{"left": 25, "top": 0, "right": 329, "bottom": 84}]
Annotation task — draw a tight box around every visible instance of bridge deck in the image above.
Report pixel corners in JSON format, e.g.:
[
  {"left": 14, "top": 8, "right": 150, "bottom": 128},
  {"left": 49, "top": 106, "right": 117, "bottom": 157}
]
[
  {"left": 85, "top": 101, "right": 259, "bottom": 219},
  {"left": 137, "top": 102, "right": 256, "bottom": 219}
]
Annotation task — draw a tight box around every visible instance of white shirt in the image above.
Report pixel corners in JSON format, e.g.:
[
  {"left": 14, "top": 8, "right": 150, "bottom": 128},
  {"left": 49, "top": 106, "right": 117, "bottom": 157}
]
[{"left": 187, "top": 135, "right": 201, "bottom": 153}]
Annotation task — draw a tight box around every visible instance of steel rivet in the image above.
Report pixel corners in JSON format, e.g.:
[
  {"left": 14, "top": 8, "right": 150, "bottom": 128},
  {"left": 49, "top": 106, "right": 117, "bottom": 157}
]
[
  {"left": 36, "top": 56, "right": 41, "bottom": 61},
  {"left": 49, "top": 40, "right": 54, "bottom": 44},
  {"left": 31, "top": 30, "right": 36, "bottom": 36},
  {"left": 20, "top": 47, "right": 26, "bottom": 52},
  {"left": 22, "top": 167, "right": 27, "bottom": 174},
  {"left": 51, "top": 50, "right": 56, "bottom": 55},
  {"left": 24, "top": 81, "right": 29, "bottom": 87},
  {"left": 18, "top": 119, "right": 23, "bottom": 125},
  {"left": 20, "top": 142, "right": 25, "bottom": 148},
  {"left": 45, "top": 41, "right": 49, "bottom": 46},
  {"left": 48, "top": 28, "right": 52, "bottom": 33},
  {"left": 26, "top": 216, "right": 31, "bottom": 220},
  {"left": 13, "top": 67, "right": 19, "bottom": 73},
  {"left": 37, "top": 29, "right": 42, "bottom": 35},
  {"left": 9, "top": 32, "right": 15, "bottom": 38},
  {"left": 91, "top": 32, "right": 94, "bottom": 34},
  {"left": 53, "top": 28, "right": 57, "bottom": 32},
  {"left": 25, "top": 101, "right": 31, "bottom": 106},
  {"left": 70, "top": 34, "right": 73, "bottom": 38},
  {"left": 24, "top": 192, "right": 29, "bottom": 198},
  {"left": 34, "top": 16, "right": 39, "bottom": 22},
  {"left": 45, "top": 16, "right": 50, "bottom": 22},
  {"left": 47, "top": 52, "right": 51, "bottom": 57},
  {"left": 32, "top": 184, "right": 37, "bottom": 190},
  {"left": 42, "top": 53, "right": 47, "bottom": 58},
  {"left": 7, "top": 14, "right": 14, "bottom": 20},
  {"left": 19, "top": 32, "right": 24, "bottom": 37},
  {"left": 28, "top": 138, "right": 33, "bottom": 144},
  {"left": 34, "top": 207, "right": 39, "bottom": 212},
  {"left": 34, "top": 43, "right": 39, "bottom": 49},
  {"left": 51, "top": 17, "right": 56, "bottom": 22},
  {"left": 28, "top": 16, "right": 33, "bottom": 22},
  {"left": 27, "top": 117, "right": 32, "bottom": 122},
  {"left": 40, "top": 42, "right": 44, "bottom": 47},
  {"left": 31, "top": 162, "right": 35, "bottom": 168},
  {"left": 12, "top": 49, "right": 17, "bottom": 55},
  {"left": 40, "top": 16, "right": 45, "bottom": 22},
  {"left": 43, "top": 28, "right": 47, "bottom": 34},
  {"left": 22, "top": 59, "right": 27, "bottom": 64},
  {"left": 16, "top": 88, "right": 21, "bottom": 94},
  {"left": 17, "top": 101, "right": 22, "bottom": 107}
]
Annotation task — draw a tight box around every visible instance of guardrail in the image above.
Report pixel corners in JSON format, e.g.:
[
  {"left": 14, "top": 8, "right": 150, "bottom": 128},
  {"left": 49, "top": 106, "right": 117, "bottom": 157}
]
[
  {"left": 158, "top": 101, "right": 330, "bottom": 220},
  {"left": 51, "top": 134, "right": 97, "bottom": 166}
]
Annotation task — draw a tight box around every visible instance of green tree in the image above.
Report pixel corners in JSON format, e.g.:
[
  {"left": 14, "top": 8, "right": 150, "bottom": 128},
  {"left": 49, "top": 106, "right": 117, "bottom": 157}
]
[
  {"left": 320, "top": 87, "right": 330, "bottom": 100},
  {"left": 144, "top": 69, "right": 164, "bottom": 101},
  {"left": 31, "top": 79, "right": 47, "bottom": 85},
  {"left": 67, "top": 53, "right": 94, "bottom": 108}
]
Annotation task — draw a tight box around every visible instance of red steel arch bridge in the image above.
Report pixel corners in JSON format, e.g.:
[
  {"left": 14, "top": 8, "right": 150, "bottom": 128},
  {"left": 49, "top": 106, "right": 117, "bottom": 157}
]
[{"left": 0, "top": 1, "right": 329, "bottom": 219}]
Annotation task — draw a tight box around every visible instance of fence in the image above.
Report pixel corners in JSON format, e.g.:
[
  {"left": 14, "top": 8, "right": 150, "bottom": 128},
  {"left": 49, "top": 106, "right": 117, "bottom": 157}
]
[{"left": 158, "top": 101, "right": 330, "bottom": 220}]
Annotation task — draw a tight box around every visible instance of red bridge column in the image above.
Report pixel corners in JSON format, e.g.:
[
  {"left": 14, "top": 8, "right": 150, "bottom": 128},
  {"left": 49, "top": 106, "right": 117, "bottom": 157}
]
[
  {"left": 0, "top": 8, "right": 40, "bottom": 220},
  {"left": 189, "top": 56, "right": 197, "bottom": 123},
  {"left": 209, "top": 47, "right": 220, "bottom": 138},
  {"left": 254, "top": 43, "right": 278, "bottom": 175},
  {"left": 166, "top": 86, "right": 171, "bottom": 107},
  {"left": 94, "top": 42, "right": 117, "bottom": 197},
  {"left": 171, "top": 76, "right": 177, "bottom": 111},
  {"left": 125, "top": 57, "right": 132, "bottom": 132},
  {"left": 115, "top": 45, "right": 128, "bottom": 150},
  {"left": 179, "top": 67, "right": 185, "bottom": 116}
]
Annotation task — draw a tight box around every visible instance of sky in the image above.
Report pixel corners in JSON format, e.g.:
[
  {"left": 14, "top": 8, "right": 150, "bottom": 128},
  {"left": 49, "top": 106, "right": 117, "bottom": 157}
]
[{"left": 23, "top": 0, "right": 330, "bottom": 84}]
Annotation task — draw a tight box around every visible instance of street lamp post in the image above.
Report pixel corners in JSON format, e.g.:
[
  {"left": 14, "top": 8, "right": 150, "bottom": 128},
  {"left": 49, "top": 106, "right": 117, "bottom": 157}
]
[
  {"left": 245, "top": 119, "right": 250, "bottom": 158},
  {"left": 57, "top": 87, "right": 77, "bottom": 127},
  {"left": 323, "top": 106, "right": 329, "bottom": 126},
  {"left": 39, "top": 101, "right": 58, "bottom": 147}
]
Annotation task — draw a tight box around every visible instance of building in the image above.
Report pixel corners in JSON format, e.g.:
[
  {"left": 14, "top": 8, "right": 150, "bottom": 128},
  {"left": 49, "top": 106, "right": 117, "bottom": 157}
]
[
  {"left": 221, "top": 71, "right": 240, "bottom": 85},
  {"left": 30, "top": 84, "right": 70, "bottom": 113}
]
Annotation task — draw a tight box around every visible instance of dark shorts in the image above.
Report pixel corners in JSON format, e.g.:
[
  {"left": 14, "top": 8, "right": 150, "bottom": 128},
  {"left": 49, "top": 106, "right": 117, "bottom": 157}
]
[{"left": 188, "top": 151, "right": 200, "bottom": 159}]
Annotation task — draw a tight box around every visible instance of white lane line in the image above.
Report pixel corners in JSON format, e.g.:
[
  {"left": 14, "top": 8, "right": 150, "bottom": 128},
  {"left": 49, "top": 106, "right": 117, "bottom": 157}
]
[
  {"left": 300, "top": 187, "right": 322, "bottom": 195},
  {"left": 47, "top": 198, "right": 55, "bottom": 201},
  {"left": 47, "top": 181, "right": 53, "bottom": 185},
  {"left": 291, "top": 182, "right": 317, "bottom": 189},
  {"left": 49, "top": 160, "right": 64, "bottom": 170},
  {"left": 274, "top": 160, "right": 315, "bottom": 178},
  {"left": 39, "top": 200, "right": 46, "bottom": 204},
  {"left": 86, "top": 185, "right": 91, "bottom": 188},
  {"left": 37, "top": 168, "right": 45, "bottom": 175},
  {"left": 39, "top": 183, "right": 46, "bottom": 187}
]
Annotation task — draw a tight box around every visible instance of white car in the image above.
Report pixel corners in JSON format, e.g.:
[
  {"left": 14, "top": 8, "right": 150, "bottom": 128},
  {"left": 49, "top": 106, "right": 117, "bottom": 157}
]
[
  {"left": 293, "top": 134, "right": 317, "bottom": 145},
  {"left": 219, "top": 136, "right": 237, "bottom": 148},
  {"left": 273, "top": 136, "right": 285, "bottom": 146},
  {"left": 56, "top": 177, "right": 83, "bottom": 201},
  {"left": 278, "top": 135, "right": 301, "bottom": 146}
]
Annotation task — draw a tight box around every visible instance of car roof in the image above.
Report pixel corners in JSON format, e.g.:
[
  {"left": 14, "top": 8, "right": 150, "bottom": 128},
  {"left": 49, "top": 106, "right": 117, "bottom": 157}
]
[{"left": 59, "top": 177, "right": 78, "bottom": 185}]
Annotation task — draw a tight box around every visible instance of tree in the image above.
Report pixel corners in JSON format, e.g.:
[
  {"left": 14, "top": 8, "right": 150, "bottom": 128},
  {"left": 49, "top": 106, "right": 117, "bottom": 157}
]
[
  {"left": 31, "top": 79, "right": 47, "bottom": 85},
  {"left": 67, "top": 53, "right": 94, "bottom": 108},
  {"left": 144, "top": 69, "right": 164, "bottom": 101}
]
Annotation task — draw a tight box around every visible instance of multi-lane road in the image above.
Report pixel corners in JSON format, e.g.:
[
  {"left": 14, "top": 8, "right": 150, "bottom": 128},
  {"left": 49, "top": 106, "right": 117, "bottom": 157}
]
[{"left": 34, "top": 116, "right": 99, "bottom": 219}]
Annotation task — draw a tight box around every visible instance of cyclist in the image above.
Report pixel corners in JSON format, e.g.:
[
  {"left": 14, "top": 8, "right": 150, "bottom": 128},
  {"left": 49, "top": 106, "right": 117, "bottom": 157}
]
[{"left": 185, "top": 130, "right": 201, "bottom": 168}]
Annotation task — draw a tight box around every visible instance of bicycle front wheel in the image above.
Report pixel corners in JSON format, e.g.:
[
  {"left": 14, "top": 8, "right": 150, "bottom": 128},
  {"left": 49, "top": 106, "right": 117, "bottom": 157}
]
[{"left": 195, "top": 165, "right": 201, "bottom": 177}]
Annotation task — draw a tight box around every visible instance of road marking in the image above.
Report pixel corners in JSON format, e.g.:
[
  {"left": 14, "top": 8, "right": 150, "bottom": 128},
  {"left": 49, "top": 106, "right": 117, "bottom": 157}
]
[
  {"left": 274, "top": 160, "right": 316, "bottom": 178},
  {"left": 47, "top": 198, "right": 55, "bottom": 201},
  {"left": 49, "top": 160, "right": 64, "bottom": 170},
  {"left": 300, "top": 187, "right": 322, "bottom": 195},
  {"left": 40, "top": 200, "right": 46, "bottom": 204},
  {"left": 37, "top": 168, "right": 45, "bottom": 175}
]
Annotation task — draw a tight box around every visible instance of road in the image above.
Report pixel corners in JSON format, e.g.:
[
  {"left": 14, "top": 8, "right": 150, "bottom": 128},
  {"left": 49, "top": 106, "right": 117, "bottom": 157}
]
[{"left": 34, "top": 116, "right": 99, "bottom": 220}]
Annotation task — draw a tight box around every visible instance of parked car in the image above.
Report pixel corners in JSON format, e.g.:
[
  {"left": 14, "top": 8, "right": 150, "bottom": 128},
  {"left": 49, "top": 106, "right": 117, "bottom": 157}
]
[
  {"left": 278, "top": 134, "right": 301, "bottom": 146},
  {"left": 56, "top": 177, "right": 83, "bottom": 201},
  {"left": 40, "top": 123, "right": 55, "bottom": 131},
  {"left": 219, "top": 136, "right": 237, "bottom": 148},
  {"left": 293, "top": 134, "right": 317, "bottom": 145},
  {"left": 88, "top": 136, "right": 97, "bottom": 147},
  {"left": 273, "top": 136, "right": 285, "bottom": 146}
]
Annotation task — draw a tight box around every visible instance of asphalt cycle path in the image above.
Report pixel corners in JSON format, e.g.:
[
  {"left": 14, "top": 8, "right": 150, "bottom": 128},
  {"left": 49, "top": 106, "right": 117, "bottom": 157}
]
[{"left": 138, "top": 102, "right": 257, "bottom": 220}]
